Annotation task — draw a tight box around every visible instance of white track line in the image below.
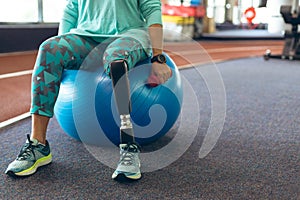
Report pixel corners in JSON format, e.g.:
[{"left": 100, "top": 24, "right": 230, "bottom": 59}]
[
  {"left": 0, "top": 112, "right": 31, "bottom": 129},
  {"left": 0, "top": 70, "right": 32, "bottom": 79},
  {"left": 0, "top": 70, "right": 33, "bottom": 128}
]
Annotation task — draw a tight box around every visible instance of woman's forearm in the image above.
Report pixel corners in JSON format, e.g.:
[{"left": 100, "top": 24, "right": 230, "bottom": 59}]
[{"left": 148, "top": 24, "right": 164, "bottom": 56}]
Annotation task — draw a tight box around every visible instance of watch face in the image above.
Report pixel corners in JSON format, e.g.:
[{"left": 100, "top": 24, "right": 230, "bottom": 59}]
[{"left": 158, "top": 54, "right": 166, "bottom": 63}]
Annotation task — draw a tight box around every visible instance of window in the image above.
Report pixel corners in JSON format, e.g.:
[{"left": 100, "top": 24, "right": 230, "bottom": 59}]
[
  {"left": 0, "top": 0, "right": 65, "bottom": 23},
  {"left": 0, "top": 0, "right": 38, "bottom": 22},
  {"left": 43, "top": 0, "right": 66, "bottom": 22}
]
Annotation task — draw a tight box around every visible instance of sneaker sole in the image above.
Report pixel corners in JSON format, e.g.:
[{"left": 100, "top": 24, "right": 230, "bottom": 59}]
[
  {"left": 7, "top": 153, "right": 52, "bottom": 177},
  {"left": 112, "top": 172, "right": 142, "bottom": 182},
  {"left": 112, "top": 171, "right": 141, "bottom": 181}
]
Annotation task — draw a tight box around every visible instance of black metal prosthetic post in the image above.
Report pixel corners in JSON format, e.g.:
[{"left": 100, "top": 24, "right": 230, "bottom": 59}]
[{"left": 109, "top": 60, "right": 135, "bottom": 144}]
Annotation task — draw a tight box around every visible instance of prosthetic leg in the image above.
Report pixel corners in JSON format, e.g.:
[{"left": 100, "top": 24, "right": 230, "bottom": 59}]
[
  {"left": 109, "top": 60, "right": 135, "bottom": 144},
  {"left": 110, "top": 60, "right": 142, "bottom": 181}
]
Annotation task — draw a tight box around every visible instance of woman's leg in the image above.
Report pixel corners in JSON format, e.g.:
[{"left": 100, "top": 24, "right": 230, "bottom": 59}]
[
  {"left": 30, "top": 34, "right": 98, "bottom": 143},
  {"left": 103, "top": 37, "right": 148, "bottom": 75},
  {"left": 105, "top": 37, "right": 148, "bottom": 181}
]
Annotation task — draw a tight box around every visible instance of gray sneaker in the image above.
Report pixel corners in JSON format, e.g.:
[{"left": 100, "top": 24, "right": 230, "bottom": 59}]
[
  {"left": 112, "top": 143, "right": 141, "bottom": 181},
  {"left": 5, "top": 134, "right": 52, "bottom": 176}
]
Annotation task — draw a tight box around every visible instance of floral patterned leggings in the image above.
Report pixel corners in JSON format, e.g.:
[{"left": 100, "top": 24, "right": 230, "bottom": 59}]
[{"left": 30, "top": 34, "right": 148, "bottom": 117}]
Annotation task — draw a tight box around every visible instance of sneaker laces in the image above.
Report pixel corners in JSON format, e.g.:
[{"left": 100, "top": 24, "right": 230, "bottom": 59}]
[
  {"left": 119, "top": 143, "right": 140, "bottom": 166},
  {"left": 17, "top": 134, "right": 36, "bottom": 161}
]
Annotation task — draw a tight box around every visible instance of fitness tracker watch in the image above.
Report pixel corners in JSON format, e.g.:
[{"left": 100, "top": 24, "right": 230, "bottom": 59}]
[{"left": 151, "top": 54, "right": 167, "bottom": 64}]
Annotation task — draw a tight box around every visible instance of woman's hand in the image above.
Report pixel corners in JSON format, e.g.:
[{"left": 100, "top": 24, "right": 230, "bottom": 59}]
[{"left": 147, "top": 62, "right": 172, "bottom": 87}]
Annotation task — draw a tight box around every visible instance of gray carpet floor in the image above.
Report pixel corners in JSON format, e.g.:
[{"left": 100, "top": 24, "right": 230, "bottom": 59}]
[{"left": 0, "top": 57, "right": 299, "bottom": 199}]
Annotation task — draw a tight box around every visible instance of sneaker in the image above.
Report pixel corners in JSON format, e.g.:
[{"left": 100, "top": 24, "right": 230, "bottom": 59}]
[
  {"left": 112, "top": 142, "right": 141, "bottom": 181},
  {"left": 5, "top": 134, "right": 52, "bottom": 176}
]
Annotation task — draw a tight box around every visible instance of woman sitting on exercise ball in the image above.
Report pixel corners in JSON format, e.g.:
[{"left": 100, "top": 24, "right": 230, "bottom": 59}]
[{"left": 5, "top": 0, "right": 172, "bottom": 182}]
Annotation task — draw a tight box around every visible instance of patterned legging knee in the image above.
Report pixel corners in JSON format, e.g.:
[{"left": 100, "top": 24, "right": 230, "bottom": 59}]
[{"left": 30, "top": 34, "right": 148, "bottom": 117}]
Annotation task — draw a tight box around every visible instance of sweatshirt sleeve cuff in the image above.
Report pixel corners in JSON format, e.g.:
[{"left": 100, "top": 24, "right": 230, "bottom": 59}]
[{"left": 146, "top": 10, "right": 163, "bottom": 27}]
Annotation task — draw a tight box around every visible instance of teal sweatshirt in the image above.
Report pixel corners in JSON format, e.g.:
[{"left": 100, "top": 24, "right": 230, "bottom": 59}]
[{"left": 58, "top": 0, "right": 163, "bottom": 56}]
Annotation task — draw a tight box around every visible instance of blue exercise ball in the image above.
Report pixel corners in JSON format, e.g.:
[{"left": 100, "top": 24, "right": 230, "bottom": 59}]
[{"left": 54, "top": 54, "right": 183, "bottom": 146}]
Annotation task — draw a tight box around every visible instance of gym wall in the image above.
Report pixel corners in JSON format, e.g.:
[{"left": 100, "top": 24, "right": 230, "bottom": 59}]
[{"left": 0, "top": 23, "right": 58, "bottom": 53}]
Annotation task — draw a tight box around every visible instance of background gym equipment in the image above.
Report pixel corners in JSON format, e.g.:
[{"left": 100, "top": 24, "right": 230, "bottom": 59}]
[{"left": 264, "top": 0, "right": 300, "bottom": 60}]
